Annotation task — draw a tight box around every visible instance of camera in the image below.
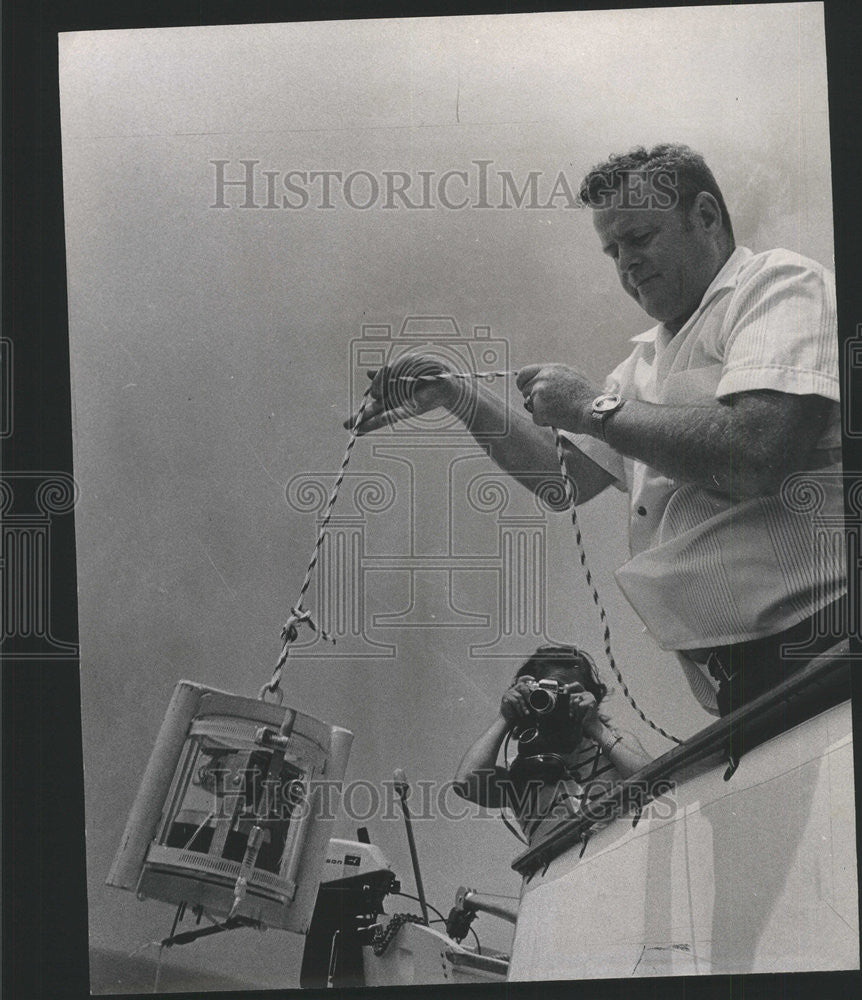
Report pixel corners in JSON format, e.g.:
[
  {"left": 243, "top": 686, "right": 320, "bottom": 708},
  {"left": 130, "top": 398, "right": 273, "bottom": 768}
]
[
  {"left": 525, "top": 679, "right": 572, "bottom": 723},
  {"left": 512, "top": 679, "right": 577, "bottom": 750}
]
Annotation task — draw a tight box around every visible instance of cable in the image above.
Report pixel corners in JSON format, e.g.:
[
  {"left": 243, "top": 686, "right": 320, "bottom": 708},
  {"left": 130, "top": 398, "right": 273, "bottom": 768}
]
[
  {"left": 152, "top": 944, "right": 165, "bottom": 995},
  {"left": 388, "top": 889, "right": 486, "bottom": 955},
  {"left": 389, "top": 890, "right": 447, "bottom": 925},
  {"left": 499, "top": 810, "right": 528, "bottom": 844},
  {"left": 181, "top": 813, "right": 214, "bottom": 851},
  {"left": 502, "top": 729, "right": 514, "bottom": 769}
]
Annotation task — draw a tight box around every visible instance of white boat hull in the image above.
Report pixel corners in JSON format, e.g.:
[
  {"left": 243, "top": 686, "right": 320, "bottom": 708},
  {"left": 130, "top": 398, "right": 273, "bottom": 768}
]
[
  {"left": 362, "top": 923, "right": 508, "bottom": 986},
  {"left": 509, "top": 700, "right": 858, "bottom": 979}
]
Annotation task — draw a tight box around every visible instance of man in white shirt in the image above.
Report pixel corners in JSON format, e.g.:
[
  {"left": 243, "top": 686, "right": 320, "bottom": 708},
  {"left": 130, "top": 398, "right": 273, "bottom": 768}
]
[{"left": 350, "top": 144, "right": 846, "bottom": 718}]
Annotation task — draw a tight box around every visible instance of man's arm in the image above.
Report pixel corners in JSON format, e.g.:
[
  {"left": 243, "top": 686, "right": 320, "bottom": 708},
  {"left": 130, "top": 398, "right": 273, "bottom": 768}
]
[
  {"left": 602, "top": 390, "right": 832, "bottom": 499},
  {"left": 518, "top": 364, "right": 833, "bottom": 500},
  {"left": 451, "top": 383, "right": 614, "bottom": 504},
  {"left": 348, "top": 364, "right": 614, "bottom": 505}
]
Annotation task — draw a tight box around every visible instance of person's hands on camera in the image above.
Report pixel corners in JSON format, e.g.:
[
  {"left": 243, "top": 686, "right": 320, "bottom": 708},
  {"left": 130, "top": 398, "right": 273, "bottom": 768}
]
[
  {"left": 344, "top": 355, "right": 462, "bottom": 435},
  {"left": 563, "top": 681, "right": 602, "bottom": 741},
  {"left": 499, "top": 676, "right": 537, "bottom": 725}
]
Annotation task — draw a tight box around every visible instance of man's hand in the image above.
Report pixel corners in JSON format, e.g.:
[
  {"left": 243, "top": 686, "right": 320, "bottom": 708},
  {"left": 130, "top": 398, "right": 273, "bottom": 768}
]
[
  {"left": 516, "top": 364, "right": 601, "bottom": 433},
  {"left": 499, "top": 676, "right": 537, "bottom": 725},
  {"left": 344, "top": 355, "right": 460, "bottom": 435}
]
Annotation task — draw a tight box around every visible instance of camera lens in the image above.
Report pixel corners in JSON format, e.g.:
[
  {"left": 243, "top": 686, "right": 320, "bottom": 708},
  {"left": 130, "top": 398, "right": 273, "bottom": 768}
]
[{"left": 527, "top": 687, "right": 556, "bottom": 715}]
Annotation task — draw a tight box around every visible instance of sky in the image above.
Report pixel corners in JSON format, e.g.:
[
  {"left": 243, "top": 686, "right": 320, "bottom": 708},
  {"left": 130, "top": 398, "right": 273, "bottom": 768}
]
[{"left": 58, "top": 4, "right": 835, "bottom": 991}]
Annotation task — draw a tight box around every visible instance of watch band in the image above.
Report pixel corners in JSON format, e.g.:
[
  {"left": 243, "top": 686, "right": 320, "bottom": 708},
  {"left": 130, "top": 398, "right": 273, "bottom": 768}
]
[
  {"left": 599, "top": 730, "right": 623, "bottom": 754},
  {"left": 590, "top": 392, "right": 624, "bottom": 441}
]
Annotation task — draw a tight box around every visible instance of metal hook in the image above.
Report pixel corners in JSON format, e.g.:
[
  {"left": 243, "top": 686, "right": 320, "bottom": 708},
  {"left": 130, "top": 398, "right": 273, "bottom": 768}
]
[{"left": 258, "top": 683, "right": 284, "bottom": 705}]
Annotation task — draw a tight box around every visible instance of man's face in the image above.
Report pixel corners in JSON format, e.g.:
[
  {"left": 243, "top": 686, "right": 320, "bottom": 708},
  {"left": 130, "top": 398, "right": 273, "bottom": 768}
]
[{"left": 592, "top": 201, "right": 719, "bottom": 334}]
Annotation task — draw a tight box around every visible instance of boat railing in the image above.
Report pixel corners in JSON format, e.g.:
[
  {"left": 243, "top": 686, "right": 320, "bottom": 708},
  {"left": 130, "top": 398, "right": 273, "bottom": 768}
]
[{"left": 511, "top": 639, "right": 853, "bottom": 878}]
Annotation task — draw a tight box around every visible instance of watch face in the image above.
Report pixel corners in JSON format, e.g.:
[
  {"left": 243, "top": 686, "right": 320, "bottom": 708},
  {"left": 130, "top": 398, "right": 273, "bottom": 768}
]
[{"left": 593, "top": 393, "right": 621, "bottom": 413}]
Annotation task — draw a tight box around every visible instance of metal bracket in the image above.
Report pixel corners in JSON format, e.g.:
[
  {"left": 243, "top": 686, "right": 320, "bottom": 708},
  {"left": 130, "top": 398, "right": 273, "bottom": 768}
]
[{"left": 723, "top": 752, "right": 740, "bottom": 781}]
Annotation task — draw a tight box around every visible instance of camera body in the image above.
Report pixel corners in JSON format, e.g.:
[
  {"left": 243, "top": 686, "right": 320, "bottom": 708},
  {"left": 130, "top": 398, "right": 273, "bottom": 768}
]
[
  {"left": 525, "top": 678, "right": 572, "bottom": 724},
  {"left": 512, "top": 678, "right": 577, "bottom": 751}
]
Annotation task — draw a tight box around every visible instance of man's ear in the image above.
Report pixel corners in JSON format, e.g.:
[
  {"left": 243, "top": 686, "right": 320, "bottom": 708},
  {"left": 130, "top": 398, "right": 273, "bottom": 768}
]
[{"left": 692, "top": 190, "right": 723, "bottom": 233}]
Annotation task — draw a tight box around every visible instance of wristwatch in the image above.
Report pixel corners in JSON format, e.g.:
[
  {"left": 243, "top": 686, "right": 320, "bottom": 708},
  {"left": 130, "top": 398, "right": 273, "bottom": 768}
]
[{"left": 590, "top": 392, "right": 625, "bottom": 440}]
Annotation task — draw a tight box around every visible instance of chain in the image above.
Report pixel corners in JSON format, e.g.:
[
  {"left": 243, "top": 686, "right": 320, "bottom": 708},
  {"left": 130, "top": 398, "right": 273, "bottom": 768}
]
[{"left": 371, "top": 912, "right": 426, "bottom": 956}]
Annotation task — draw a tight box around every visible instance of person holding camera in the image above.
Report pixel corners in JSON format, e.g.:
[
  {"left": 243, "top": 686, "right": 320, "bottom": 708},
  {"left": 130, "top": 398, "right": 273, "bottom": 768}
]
[
  {"left": 348, "top": 144, "right": 846, "bottom": 719},
  {"left": 453, "top": 646, "right": 651, "bottom": 840}
]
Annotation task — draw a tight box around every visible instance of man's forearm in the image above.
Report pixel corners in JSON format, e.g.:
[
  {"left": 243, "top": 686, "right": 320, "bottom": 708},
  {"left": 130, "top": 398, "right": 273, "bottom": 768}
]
[
  {"left": 450, "top": 383, "right": 612, "bottom": 504},
  {"left": 517, "top": 364, "right": 831, "bottom": 501},
  {"left": 601, "top": 393, "right": 829, "bottom": 500}
]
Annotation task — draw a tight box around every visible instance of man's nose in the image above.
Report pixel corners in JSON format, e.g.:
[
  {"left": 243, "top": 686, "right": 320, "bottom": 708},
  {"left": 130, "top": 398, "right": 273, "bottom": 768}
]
[{"left": 617, "top": 246, "right": 642, "bottom": 276}]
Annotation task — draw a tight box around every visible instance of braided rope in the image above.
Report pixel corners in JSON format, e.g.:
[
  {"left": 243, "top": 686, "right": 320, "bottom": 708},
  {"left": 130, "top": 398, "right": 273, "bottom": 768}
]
[
  {"left": 553, "top": 433, "right": 682, "bottom": 745},
  {"left": 263, "top": 371, "right": 513, "bottom": 698},
  {"left": 395, "top": 370, "right": 518, "bottom": 384},
  {"left": 264, "top": 368, "right": 681, "bottom": 745},
  {"left": 263, "top": 385, "right": 376, "bottom": 697}
]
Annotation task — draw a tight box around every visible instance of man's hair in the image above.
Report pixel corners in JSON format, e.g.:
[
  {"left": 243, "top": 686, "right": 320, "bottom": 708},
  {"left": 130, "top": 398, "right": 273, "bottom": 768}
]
[
  {"left": 515, "top": 645, "right": 608, "bottom": 704},
  {"left": 578, "top": 143, "right": 734, "bottom": 242}
]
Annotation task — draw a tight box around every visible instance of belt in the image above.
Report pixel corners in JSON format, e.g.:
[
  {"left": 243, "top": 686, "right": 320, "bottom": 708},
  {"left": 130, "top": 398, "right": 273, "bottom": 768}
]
[{"left": 702, "top": 597, "right": 848, "bottom": 690}]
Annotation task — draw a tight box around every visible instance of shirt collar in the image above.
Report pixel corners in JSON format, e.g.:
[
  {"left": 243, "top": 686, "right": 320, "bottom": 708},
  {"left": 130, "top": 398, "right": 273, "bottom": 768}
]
[
  {"left": 698, "top": 245, "right": 753, "bottom": 309},
  {"left": 630, "top": 328, "right": 658, "bottom": 343},
  {"left": 628, "top": 246, "right": 753, "bottom": 345}
]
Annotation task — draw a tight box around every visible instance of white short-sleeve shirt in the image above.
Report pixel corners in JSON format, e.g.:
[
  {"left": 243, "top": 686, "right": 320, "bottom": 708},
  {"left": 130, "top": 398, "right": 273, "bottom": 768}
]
[{"left": 561, "top": 247, "right": 846, "bottom": 708}]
